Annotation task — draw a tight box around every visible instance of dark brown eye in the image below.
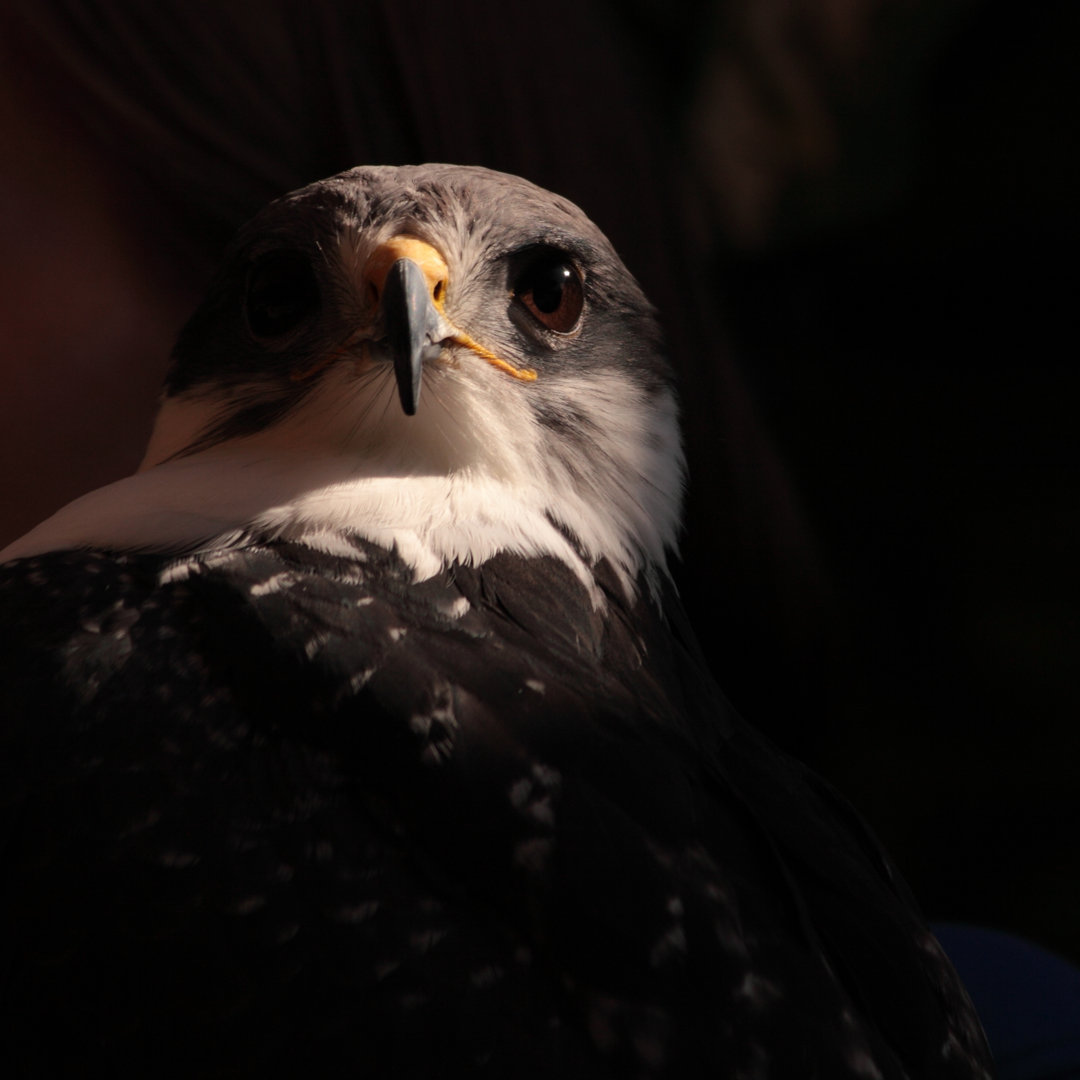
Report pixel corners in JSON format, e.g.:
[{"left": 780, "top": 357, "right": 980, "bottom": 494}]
[
  {"left": 244, "top": 251, "right": 320, "bottom": 341},
  {"left": 514, "top": 254, "right": 584, "bottom": 334}
]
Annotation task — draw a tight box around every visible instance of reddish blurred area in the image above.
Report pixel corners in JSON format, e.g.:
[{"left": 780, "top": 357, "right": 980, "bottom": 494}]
[{"left": 0, "top": 50, "right": 188, "bottom": 542}]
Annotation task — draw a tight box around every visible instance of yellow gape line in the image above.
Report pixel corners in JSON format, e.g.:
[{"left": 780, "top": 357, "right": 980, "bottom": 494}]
[
  {"left": 291, "top": 331, "right": 536, "bottom": 384},
  {"left": 451, "top": 332, "right": 538, "bottom": 382}
]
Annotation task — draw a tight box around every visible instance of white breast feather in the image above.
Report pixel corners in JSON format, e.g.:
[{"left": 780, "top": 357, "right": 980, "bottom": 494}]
[{"left": 0, "top": 362, "right": 683, "bottom": 604}]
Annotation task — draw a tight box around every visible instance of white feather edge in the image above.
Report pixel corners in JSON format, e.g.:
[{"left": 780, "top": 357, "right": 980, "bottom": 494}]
[{"left": 0, "top": 366, "right": 684, "bottom": 607}]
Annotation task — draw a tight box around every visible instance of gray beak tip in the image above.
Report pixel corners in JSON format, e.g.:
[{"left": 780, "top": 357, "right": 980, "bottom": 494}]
[{"left": 383, "top": 258, "right": 440, "bottom": 417}]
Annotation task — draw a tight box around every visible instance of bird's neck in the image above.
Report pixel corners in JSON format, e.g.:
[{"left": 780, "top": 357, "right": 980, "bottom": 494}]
[
  {"left": 1, "top": 443, "right": 662, "bottom": 606},
  {"left": 5, "top": 373, "right": 683, "bottom": 607}
]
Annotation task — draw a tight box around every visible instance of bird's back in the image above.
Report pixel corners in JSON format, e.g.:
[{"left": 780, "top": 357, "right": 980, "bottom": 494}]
[{"left": 0, "top": 539, "right": 989, "bottom": 1077}]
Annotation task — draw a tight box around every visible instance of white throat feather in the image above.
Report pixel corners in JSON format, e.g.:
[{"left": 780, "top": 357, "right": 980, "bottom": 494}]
[{"left": 1, "top": 365, "right": 684, "bottom": 606}]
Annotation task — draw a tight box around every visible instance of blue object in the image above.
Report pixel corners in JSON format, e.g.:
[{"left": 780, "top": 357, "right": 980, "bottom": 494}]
[{"left": 934, "top": 923, "right": 1080, "bottom": 1080}]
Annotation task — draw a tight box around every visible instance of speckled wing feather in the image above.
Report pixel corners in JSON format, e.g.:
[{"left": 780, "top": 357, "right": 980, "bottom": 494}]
[{"left": 0, "top": 541, "right": 990, "bottom": 1078}]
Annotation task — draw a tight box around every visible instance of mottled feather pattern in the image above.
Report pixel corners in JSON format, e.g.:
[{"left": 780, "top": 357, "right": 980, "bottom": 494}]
[
  {"left": 0, "top": 163, "right": 991, "bottom": 1079},
  {"left": 0, "top": 543, "right": 988, "bottom": 1078}
]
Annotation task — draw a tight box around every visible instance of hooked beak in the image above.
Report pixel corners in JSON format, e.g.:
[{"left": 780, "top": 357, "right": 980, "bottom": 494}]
[
  {"left": 381, "top": 258, "right": 447, "bottom": 416},
  {"left": 360, "top": 234, "right": 537, "bottom": 413},
  {"left": 366, "top": 237, "right": 450, "bottom": 416}
]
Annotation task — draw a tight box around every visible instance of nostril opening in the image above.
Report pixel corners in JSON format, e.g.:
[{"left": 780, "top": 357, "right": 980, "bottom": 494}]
[{"left": 433, "top": 280, "right": 446, "bottom": 305}]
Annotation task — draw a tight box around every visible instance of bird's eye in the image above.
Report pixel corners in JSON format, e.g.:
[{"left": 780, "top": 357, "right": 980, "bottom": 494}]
[
  {"left": 513, "top": 253, "right": 584, "bottom": 334},
  {"left": 244, "top": 252, "right": 320, "bottom": 341}
]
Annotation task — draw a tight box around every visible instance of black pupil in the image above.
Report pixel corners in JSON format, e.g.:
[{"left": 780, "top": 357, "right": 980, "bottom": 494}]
[
  {"left": 527, "top": 262, "right": 572, "bottom": 313},
  {"left": 245, "top": 252, "right": 320, "bottom": 339}
]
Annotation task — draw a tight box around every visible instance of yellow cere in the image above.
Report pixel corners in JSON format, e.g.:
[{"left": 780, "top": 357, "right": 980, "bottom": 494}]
[{"left": 293, "top": 234, "right": 538, "bottom": 384}]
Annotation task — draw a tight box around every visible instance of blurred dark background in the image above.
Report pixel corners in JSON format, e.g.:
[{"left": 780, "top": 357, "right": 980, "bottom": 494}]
[
  {"left": 685, "top": 0, "right": 1080, "bottom": 967},
  {"left": 1, "top": 0, "right": 1077, "bottom": 966}
]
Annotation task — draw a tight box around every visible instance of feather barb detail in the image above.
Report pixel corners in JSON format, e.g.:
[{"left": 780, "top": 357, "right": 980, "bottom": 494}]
[{"left": 291, "top": 331, "right": 365, "bottom": 382}]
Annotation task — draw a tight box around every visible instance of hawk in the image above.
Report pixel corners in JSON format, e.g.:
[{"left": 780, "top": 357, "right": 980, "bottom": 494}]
[{"left": 0, "top": 165, "right": 991, "bottom": 1078}]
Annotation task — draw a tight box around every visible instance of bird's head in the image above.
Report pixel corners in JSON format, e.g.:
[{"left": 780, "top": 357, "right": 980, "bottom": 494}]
[
  {"left": 144, "top": 165, "right": 684, "bottom": 588},
  {"left": 7, "top": 166, "right": 684, "bottom": 593}
]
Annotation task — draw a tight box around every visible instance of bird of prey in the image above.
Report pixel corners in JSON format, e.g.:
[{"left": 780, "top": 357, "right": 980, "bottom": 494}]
[{"left": 0, "top": 164, "right": 991, "bottom": 1078}]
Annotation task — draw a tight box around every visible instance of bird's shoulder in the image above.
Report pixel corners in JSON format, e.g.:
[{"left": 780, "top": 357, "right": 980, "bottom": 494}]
[
  {"left": 0, "top": 542, "right": 623, "bottom": 1075},
  {"left": 0, "top": 543, "right": 991, "bottom": 1079}
]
